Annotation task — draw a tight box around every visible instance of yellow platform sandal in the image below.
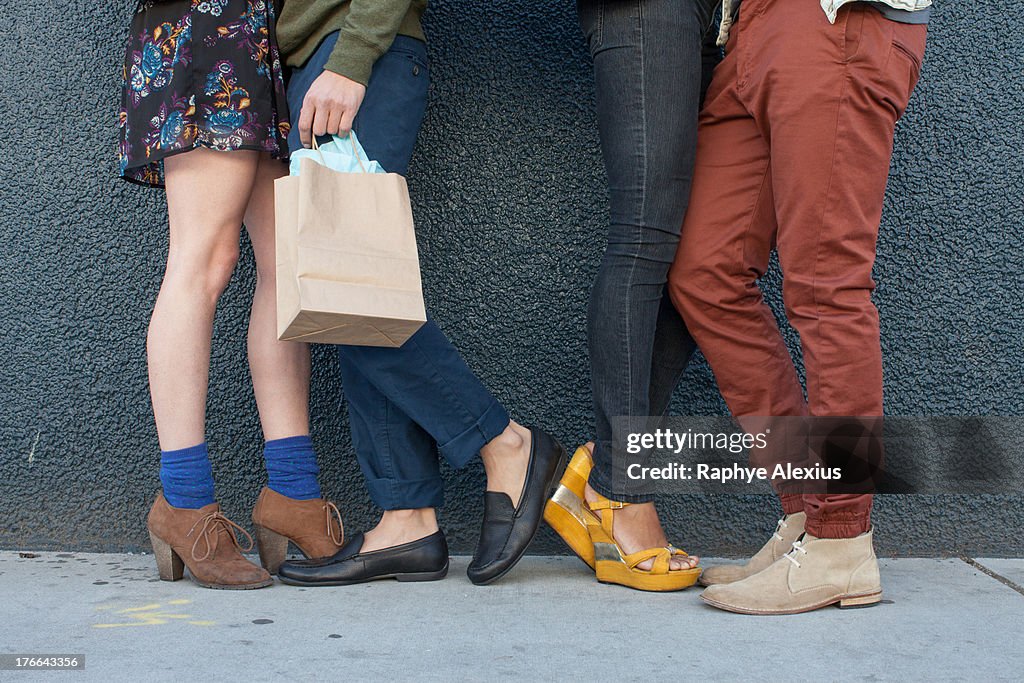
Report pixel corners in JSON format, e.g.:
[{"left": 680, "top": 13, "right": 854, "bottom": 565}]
[
  {"left": 587, "top": 493, "right": 702, "bottom": 592},
  {"left": 543, "top": 444, "right": 598, "bottom": 568}
]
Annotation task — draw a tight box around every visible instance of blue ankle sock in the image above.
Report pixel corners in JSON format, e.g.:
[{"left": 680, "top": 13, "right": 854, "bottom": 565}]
[
  {"left": 264, "top": 435, "right": 321, "bottom": 500},
  {"left": 160, "top": 442, "right": 216, "bottom": 509}
]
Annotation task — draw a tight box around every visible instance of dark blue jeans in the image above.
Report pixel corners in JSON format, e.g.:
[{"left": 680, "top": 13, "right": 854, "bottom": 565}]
[
  {"left": 287, "top": 34, "right": 510, "bottom": 509},
  {"left": 581, "top": 0, "right": 720, "bottom": 502}
]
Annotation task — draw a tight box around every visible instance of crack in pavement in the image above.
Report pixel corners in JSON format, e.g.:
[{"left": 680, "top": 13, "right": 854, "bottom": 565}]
[{"left": 959, "top": 555, "right": 1024, "bottom": 597}]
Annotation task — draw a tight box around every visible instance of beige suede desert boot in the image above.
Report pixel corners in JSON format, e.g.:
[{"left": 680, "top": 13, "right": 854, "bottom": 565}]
[
  {"left": 700, "top": 529, "right": 882, "bottom": 615},
  {"left": 699, "top": 512, "right": 806, "bottom": 586}
]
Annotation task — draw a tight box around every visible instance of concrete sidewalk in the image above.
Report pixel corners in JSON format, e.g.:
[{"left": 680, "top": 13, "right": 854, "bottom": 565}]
[{"left": 1, "top": 551, "right": 1021, "bottom": 681}]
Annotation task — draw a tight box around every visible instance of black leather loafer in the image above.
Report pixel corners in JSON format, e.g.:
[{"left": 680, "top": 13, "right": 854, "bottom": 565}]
[
  {"left": 277, "top": 530, "right": 449, "bottom": 586},
  {"left": 467, "top": 427, "right": 567, "bottom": 585}
]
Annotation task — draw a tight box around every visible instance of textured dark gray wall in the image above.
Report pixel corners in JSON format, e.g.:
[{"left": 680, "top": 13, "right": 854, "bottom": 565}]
[{"left": 0, "top": 2, "right": 1021, "bottom": 556}]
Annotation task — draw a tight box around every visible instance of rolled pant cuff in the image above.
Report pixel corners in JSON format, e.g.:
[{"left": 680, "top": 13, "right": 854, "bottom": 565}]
[
  {"left": 365, "top": 476, "right": 445, "bottom": 510},
  {"left": 806, "top": 518, "right": 871, "bottom": 539},
  {"left": 588, "top": 465, "right": 654, "bottom": 505},
  {"left": 437, "top": 400, "right": 511, "bottom": 470},
  {"left": 779, "top": 494, "right": 804, "bottom": 515}
]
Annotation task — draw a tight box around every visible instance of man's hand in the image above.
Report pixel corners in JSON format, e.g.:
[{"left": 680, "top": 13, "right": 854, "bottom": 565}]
[{"left": 298, "top": 70, "right": 367, "bottom": 148}]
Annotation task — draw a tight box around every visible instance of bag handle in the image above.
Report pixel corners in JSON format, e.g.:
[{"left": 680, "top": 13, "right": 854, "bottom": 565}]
[{"left": 310, "top": 134, "right": 369, "bottom": 174}]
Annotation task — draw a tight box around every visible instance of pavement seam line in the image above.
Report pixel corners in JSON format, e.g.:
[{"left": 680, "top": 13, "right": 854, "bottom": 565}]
[{"left": 958, "top": 555, "right": 1024, "bottom": 597}]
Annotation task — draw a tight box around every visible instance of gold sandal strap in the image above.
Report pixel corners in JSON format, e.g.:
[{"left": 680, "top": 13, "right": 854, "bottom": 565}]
[
  {"left": 587, "top": 498, "right": 630, "bottom": 511},
  {"left": 622, "top": 547, "right": 670, "bottom": 572},
  {"left": 651, "top": 550, "right": 671, "bottom": 574},
  {"left": 585, "top": 494, "right": 629, "bottom": 538},
  {"left": 621, "top": 546, "right": 694, "bottom": 574}
]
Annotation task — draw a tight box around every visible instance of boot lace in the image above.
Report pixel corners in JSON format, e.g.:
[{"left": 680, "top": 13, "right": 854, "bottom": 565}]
[
  {"left": 773, "top": 517, "right": 789, "bottom": 542},
  {"left": 324, "top": 501, "right": 344, "bottom": 546},
  {"left": 186, "top": 512, "right": 255, "bottom": 561},
  {"left": 784, "top": 539, "right": 808, "bottom": 568}
]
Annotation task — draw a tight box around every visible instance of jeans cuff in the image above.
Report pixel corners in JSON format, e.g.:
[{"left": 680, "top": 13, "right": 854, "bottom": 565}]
[
  {"left": 364, "top": 475, "right": 445, "bottom": 510},
  {"left": 437, "top": 400, "right": 510, "bottom": 470},
  {"left": 588, "top": 461, "right": 654, "bottom": 504}
]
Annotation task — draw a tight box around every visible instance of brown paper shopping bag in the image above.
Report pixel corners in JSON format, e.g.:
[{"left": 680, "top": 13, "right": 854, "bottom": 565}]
[{"left": 275, "top": 156, "right": 426, "bottom": 347}]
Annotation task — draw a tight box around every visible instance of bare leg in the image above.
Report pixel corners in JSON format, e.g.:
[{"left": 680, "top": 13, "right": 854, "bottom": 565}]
[
  {"left": 242, "top": 154, "right": 312, "bottom": 441},
  {"left": 361, "top": 508, "right": 440, "bottom": 552},
  {"left": 360, "top": 422, "right": 532, "bottom": 553},
  {"left": 584, "top": 484, "right": 700, "bottom": 571},
  {"left": 148, "top": 149, "right": 260, "bottom": 450},
  {"left": 480, "top": 421, "right": 532, "bottom": 507}
]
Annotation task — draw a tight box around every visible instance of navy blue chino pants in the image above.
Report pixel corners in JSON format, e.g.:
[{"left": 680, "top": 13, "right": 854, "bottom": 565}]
[{"left": 287, "top": 34, "right": 510, "bottom": 510}]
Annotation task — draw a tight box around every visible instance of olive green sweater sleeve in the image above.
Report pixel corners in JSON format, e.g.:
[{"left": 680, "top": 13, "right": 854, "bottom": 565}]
[
  {"left": 276, "top": 1, "right": 427, "bottom": 86},
  {"left": 327, "top": 0, "right": 416, "bottom": 85}
]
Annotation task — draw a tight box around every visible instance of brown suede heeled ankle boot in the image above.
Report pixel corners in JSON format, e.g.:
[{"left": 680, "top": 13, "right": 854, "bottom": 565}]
[
  {"left": 147, "top": 493, "right": 273, "bottom": 590},
  {"left": 251, "top": 487, "right": 344, "bottom": 574}
]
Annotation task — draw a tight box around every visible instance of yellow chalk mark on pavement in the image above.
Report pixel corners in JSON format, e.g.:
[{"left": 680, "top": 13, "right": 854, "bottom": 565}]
[
  {"left": 93, "top": 600, "right": 214, "bottom": 628},
  {"left": 117, "top": 603, "right": 163, "bottom": 613}
]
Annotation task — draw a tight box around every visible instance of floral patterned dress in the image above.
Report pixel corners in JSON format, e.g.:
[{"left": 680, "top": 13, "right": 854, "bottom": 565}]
[{"left": 118, "top": 0, "right": 291, "bottom": 187}]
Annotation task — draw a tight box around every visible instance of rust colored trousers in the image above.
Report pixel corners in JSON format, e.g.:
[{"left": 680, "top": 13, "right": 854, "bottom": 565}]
[{"left": 668, "top": 0, "right": 926, "bottom": 538}]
